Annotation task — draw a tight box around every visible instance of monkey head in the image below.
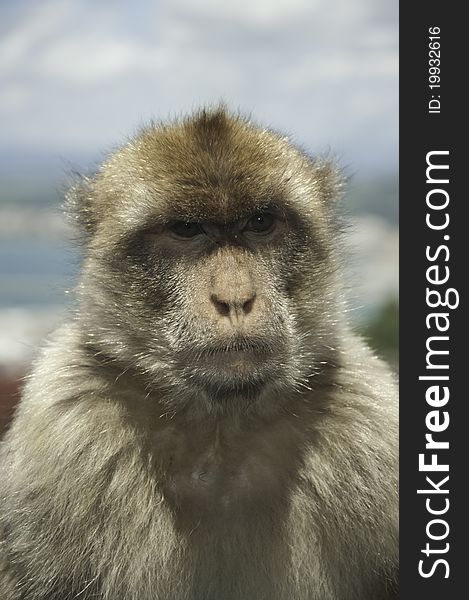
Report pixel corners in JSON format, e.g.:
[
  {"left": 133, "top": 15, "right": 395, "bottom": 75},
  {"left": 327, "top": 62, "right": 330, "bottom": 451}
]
[{"left": 70, "top": 108, "right": 343, "bottom": 416}]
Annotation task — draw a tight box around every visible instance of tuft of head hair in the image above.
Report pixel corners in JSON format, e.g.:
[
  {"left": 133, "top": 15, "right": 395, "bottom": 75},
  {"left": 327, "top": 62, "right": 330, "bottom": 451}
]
[{"left": 67, "top": 106, "right": 344, "bottom": 240}]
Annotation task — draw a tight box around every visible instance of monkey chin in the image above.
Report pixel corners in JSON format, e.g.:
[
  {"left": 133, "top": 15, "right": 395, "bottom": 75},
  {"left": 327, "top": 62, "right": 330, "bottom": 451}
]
[
  {"left": 199, "top": 374, "right": 268, "bottom": 404},
  {"left": 183, "top": 350, "right": 280, "bottom": 406}
]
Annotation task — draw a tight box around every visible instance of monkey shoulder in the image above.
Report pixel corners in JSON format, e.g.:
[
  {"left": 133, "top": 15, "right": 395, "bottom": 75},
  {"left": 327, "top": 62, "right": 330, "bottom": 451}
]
[{"left": 285, "top": 336, "right": 398, "bottom": 599}]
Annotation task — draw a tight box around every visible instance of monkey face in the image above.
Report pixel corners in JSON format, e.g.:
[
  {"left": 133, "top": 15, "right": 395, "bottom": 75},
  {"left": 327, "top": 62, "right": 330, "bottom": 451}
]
[
  {"left": 73, "top": 109, "right": 341, "bottom": 414},
  {"left": 144, "top": 216, "right": 297, "bottom": 403}
]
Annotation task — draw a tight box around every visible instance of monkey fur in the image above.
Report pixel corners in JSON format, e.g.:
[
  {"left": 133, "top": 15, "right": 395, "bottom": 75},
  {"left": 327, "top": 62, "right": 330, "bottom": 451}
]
[{"left": 0, "top": 108, "right": 398, "bottom": 599}]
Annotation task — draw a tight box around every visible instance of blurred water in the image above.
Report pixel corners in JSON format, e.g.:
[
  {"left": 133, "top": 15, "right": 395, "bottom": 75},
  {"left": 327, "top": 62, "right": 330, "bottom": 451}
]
[{"left": 0, "top": 239, "right": 75, "bottom": 307}]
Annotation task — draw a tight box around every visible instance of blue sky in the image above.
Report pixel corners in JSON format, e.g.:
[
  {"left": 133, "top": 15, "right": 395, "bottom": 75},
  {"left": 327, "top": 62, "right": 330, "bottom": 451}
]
[{"left": 0, "top": 0, "right": 398, "bottom": 175}]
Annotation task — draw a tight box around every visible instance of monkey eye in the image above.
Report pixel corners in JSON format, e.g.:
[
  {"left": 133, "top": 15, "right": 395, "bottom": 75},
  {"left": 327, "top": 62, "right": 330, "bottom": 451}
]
[
  {"left": 168, "top": 221, "right": 203, "bottom": 239},
  {"left": 243, "top": 212, "right": 276, "bottom": 236}
]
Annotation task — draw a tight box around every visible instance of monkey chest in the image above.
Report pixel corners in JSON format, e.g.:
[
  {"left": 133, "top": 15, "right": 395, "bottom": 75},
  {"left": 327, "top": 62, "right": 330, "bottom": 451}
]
[{"left": 160, "top": 442, "right": 291, "bottom": 517}]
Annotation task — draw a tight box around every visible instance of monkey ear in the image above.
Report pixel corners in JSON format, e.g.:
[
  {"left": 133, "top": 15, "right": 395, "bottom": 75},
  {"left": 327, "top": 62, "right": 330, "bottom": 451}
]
[
  {"left": 310, "top": 158, "right": 345, "bottom": 205},
  {"left": 65, "top": 176, "right": 97, "bottom": 237}
]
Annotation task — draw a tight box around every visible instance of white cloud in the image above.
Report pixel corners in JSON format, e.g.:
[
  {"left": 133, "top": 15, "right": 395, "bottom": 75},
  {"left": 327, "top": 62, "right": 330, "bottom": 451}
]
[
  {"left": 0, "top": 1, "right": 75, "bottom": 76},
  {"left": 0, "top": 0, "right": 398, "bottom": 172},
  {"left": 0, "top": 83, "right": 29, "bottom": 111},
  {"left": 175, "top": 0, "right": 315, "bottom": 25},
  {"left": 38, "top": 38, "right": 145, "bottom": 82}
]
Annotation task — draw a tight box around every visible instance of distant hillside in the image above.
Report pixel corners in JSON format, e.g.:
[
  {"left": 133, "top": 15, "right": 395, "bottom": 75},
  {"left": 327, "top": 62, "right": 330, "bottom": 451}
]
[{"left": 341, "top": 177, "right": 398, "bottom": 224}]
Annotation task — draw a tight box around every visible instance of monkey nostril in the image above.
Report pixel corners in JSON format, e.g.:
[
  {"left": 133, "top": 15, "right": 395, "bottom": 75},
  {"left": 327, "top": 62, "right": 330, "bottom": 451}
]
[
  {"left": 210, "top": 294, "right": 230, "bottom": 316},
  {"left": 242, "top": 295, "right": 256, "bottom": 315},
  {"left": 210, "top": 294, "right": 256, "bottom": 318}
]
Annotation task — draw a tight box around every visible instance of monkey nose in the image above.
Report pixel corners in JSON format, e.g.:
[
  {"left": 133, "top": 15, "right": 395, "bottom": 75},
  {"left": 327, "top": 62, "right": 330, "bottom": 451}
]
[{"left": 210, "top": 293, "right": 256, "bottom": 322}]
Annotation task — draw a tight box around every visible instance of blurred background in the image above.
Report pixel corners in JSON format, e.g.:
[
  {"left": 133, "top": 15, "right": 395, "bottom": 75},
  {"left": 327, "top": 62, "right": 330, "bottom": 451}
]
[{"left": 0, "top": 0, "right": 398, "bottom": 430}]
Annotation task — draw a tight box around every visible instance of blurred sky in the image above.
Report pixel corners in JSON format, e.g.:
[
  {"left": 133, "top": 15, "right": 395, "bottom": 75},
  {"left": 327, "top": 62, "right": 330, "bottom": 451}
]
[{"left": 0, "top": 0, "right": 398, "bottom": 175}]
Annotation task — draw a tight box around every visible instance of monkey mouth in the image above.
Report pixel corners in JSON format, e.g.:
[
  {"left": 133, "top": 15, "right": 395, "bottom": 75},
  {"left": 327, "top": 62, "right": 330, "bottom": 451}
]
[
  {"left": 175, "top": 342, "right": 278, "bottom": 400},
  {"left": 176, "top": 337, "right": 275, "bottom": 367},
  {"left": 186, "top": 362, "right": 271, "bottom": 401},
  {"left": 202, "top": 347, "right": 269, "bottom": 368},
  {"left": 198, "top": 375, "right": 268, "bottom": 402}
]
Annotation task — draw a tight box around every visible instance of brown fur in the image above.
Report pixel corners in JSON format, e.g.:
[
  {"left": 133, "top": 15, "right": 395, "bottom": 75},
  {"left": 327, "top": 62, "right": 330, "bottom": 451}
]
[{"left": 0, "top": 108, "right": 398, "bottom": 599}]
